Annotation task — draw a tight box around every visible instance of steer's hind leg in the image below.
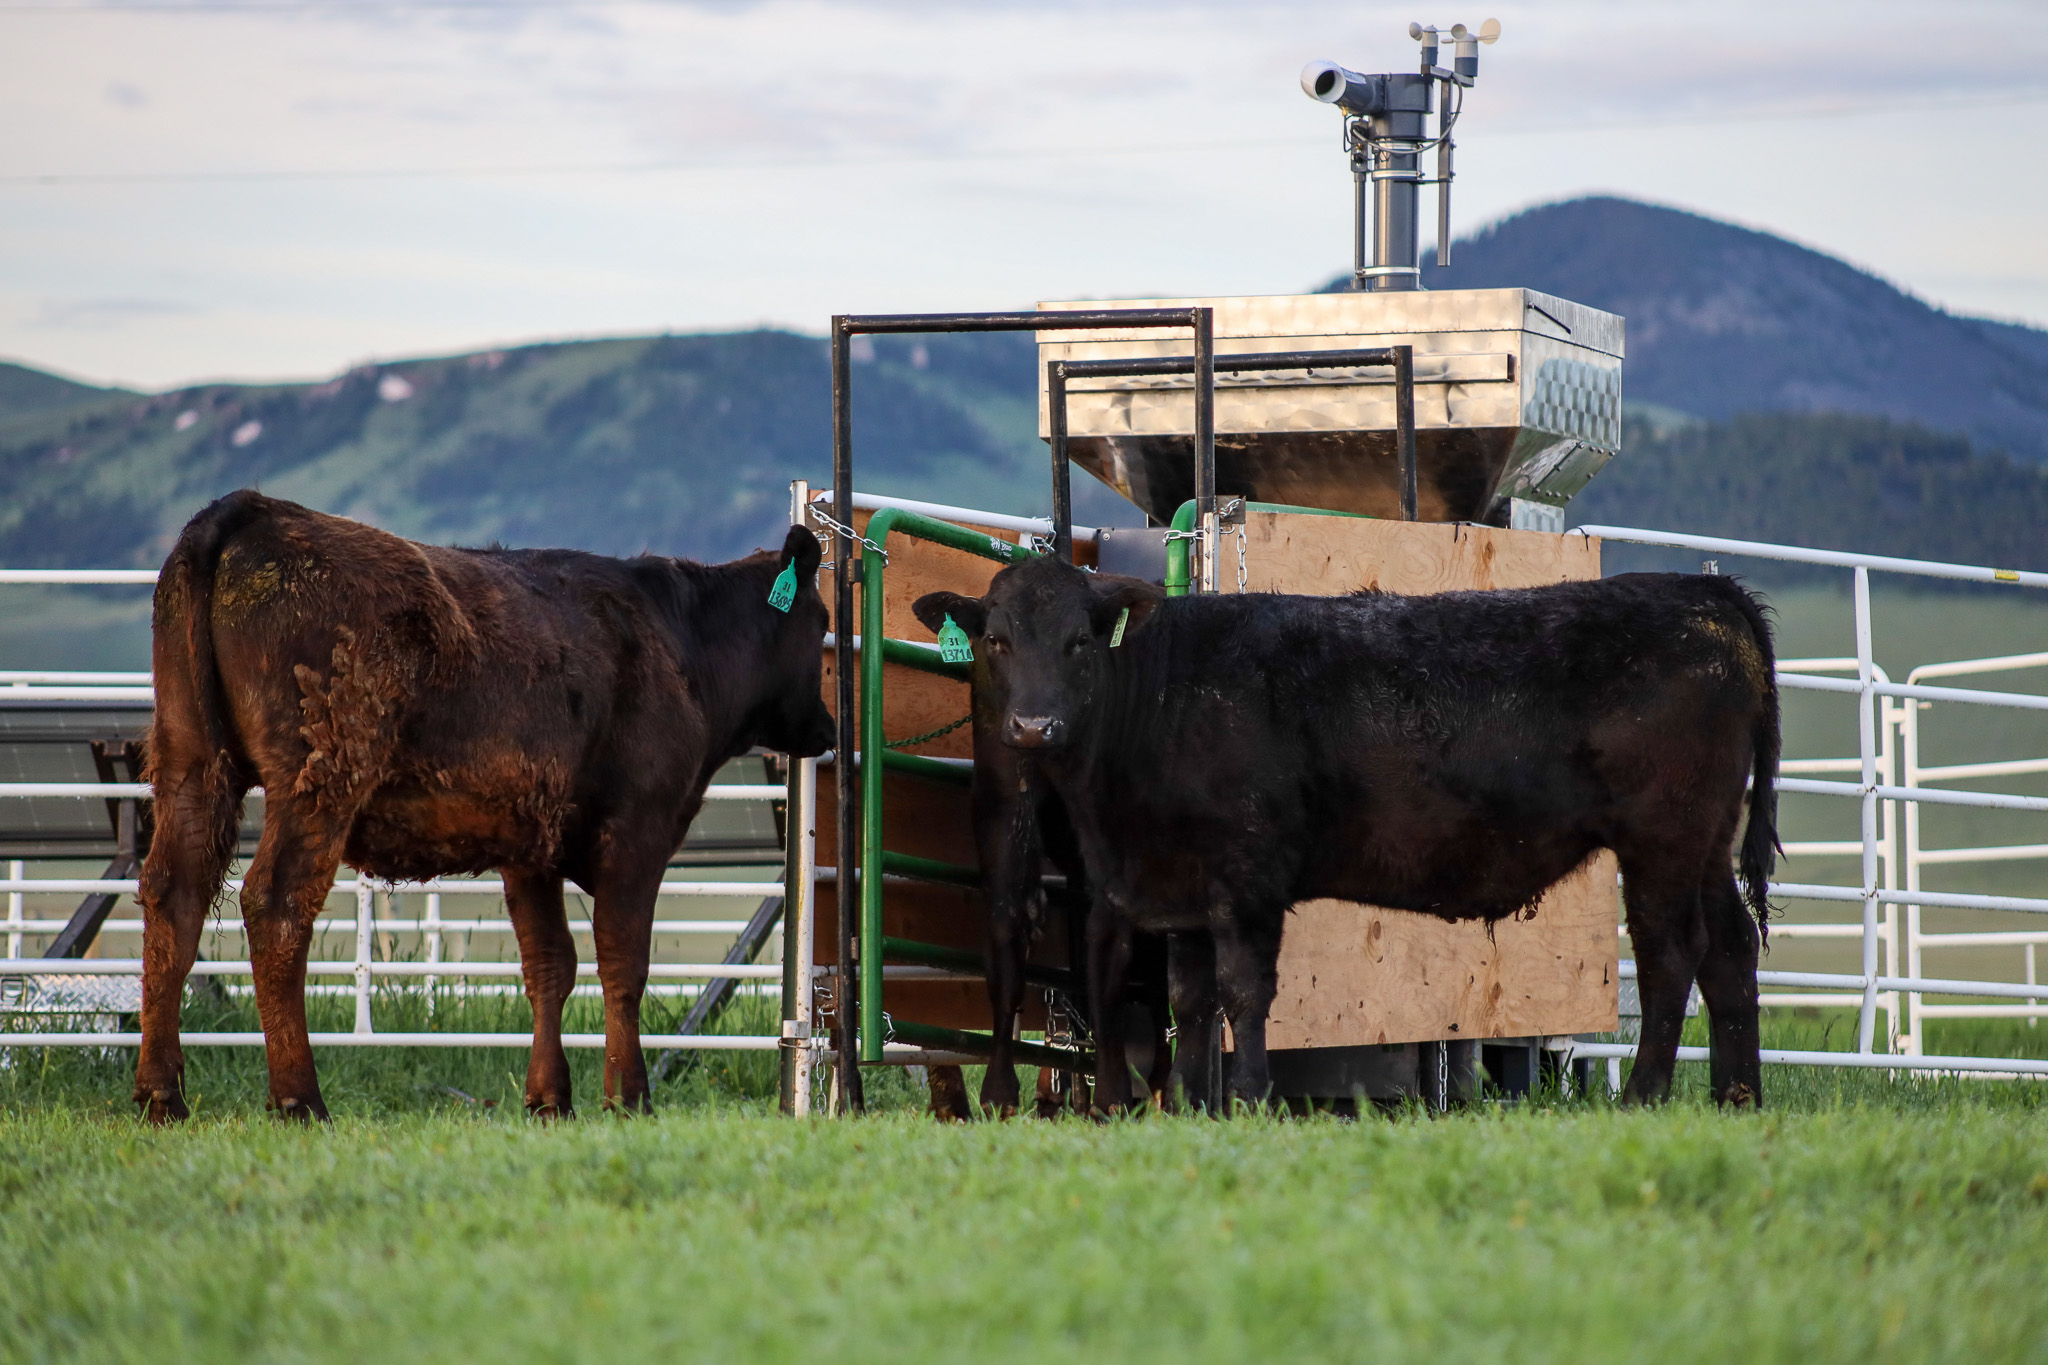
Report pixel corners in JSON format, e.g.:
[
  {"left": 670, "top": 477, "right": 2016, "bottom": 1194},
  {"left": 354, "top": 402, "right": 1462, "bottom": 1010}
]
[
  {"left": 240, "top": 794, "right": 355, "bottom": 1121},
  {"left": 1694, "top": 862, "right": 1763, "bottom": 1107},
  {"left": 135, "top": 754, "right": 246, "bottom": 1123},
  {"left": 588, "top": 847, "right": 666, "bottom": 1114},
  {"left": 505, "top": 868, "right": 577, "bottom": 1117},
  {"left": 1618, "top": 856, "right": 1709, "bottom": 1106}
]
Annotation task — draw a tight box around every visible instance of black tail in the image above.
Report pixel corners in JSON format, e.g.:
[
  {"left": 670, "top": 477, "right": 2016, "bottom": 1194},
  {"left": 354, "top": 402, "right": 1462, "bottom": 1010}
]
[
  {"left": 150, "top": 490, "right": 271, "bottom": 789},
  {"left": 1706, "top": 577, "right": 1781, "bottom": 935}
]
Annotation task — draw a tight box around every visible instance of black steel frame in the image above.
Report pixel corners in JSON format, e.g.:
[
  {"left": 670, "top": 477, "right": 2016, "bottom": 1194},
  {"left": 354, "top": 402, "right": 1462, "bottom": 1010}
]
[
  {"left": 828, "top": 308, "right": 1213, "bottom": 1113},
  {"left": 1046, "top": 344, "right": 1419, "bottom": 539},
  {"left": 824, "top": 309, "right": 1424, "bottom": 1112}
]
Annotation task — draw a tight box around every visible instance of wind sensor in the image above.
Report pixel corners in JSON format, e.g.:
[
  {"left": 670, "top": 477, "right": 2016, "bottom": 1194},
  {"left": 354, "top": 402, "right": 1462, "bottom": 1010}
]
[{"left": 1302, "top": 19, "right": 1499, "bottom": 291}]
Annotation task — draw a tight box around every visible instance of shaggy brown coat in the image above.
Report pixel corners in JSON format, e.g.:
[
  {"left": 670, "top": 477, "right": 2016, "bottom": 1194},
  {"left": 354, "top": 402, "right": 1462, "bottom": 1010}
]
[{"left": 136, "top": 491, "right": 832, "bottom": 1122}]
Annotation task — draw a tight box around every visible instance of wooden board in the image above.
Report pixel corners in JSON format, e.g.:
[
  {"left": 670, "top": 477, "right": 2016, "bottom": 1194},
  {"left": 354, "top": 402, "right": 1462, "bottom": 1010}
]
[
  {"left": 1239, "top": 512, "right": 1620, "bottom": 1046},
  {"left": 1266, "top": 855, "right": 1620, "bottom": 1048}
]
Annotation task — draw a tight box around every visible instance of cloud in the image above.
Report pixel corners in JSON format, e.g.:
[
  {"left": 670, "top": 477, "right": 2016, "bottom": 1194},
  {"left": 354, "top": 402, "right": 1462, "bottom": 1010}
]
[{"left": 29, "top": 297, "right": 201, "bottom": 330}]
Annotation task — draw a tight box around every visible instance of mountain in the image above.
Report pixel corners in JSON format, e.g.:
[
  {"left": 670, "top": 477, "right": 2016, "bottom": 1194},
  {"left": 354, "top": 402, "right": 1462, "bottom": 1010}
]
[
  {"left": 0, "top": 362, "right": 132, "bottom": 421},
  {"left": 1573, "top": 412, "right": 2048, "bottom": 580},
  {"left": 0, "top": 330, "right": 1137, "bottom": 572},
  {"left": 5, "top": 193, "right": 2047, "bottom": 589},
  {"left": 1371, "top": 196, "right": 2048, "bottom": 464}
]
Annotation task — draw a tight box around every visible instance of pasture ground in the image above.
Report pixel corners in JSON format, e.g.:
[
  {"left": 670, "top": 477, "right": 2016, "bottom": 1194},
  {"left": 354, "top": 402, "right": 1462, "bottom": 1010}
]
[{"left": 2, "top": 1002, "right": 2045, "bottom": 1364}]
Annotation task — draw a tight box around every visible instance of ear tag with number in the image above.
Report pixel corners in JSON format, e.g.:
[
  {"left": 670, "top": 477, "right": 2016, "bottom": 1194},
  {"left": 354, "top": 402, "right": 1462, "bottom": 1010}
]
[
  {"left": 766, "top": 560, "right": 798, "bottom": 613},
  {"left": 1110, "top": 607, "right": 1130, "bottom": 648},
  {"left": 937, "top": 613, "right": 974, "bottom": 664}
]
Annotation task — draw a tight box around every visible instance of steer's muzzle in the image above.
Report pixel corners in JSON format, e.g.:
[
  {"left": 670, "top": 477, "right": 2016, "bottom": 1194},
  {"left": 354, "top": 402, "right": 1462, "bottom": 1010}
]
[{"left": 1002, "top": 714, "right": 1066, "bottom": 750}]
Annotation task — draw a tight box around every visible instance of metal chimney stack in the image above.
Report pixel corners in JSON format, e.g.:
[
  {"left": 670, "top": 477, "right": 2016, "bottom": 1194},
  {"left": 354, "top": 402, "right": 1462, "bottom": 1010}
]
[{"left": 1303, "top": 19, "right": 1500, "bottom": 292}]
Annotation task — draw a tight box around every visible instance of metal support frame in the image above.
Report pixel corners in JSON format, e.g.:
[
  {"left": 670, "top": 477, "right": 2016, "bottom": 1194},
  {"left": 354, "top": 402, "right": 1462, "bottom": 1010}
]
[
  {"left": 826, "top": 307, "right": 1214, "bottom": 1112},
  {"left": 1046, "top": 344, "right": 1419, "bottom": 551},
  {"left": 43, "top": 740, "right": 147, "bottom": 961}
]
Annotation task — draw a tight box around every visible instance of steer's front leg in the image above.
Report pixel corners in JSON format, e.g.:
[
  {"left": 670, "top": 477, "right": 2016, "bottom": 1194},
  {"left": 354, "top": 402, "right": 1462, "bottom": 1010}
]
[
  {"left": 1166, "top": 931, "right": 1220, "bottom": 1114},
  {"left": 1210, "top": 905, "right": 1283, "bottom": 1113},
  {"left": 1085, "top": 895, "right": 1136, "bottom": 1115}
]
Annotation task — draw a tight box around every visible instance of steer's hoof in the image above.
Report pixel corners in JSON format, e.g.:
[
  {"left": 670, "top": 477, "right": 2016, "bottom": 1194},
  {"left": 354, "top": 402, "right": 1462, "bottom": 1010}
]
[
  {"left": 1718, "top": 1082, "right": 1760, "bottom": 1109},
  {"left": 527, "top": 1100, "right": 574, "bottom": 1122},
  {"left": 981, "top": 1102, "right": 1019, "bottom": 1121},
  {"left": 271, "top": 1095, "right": 330, "bottom": 1123},
  {"left": 138, "top": 1089, "right": 188, "bottom": 1125}
]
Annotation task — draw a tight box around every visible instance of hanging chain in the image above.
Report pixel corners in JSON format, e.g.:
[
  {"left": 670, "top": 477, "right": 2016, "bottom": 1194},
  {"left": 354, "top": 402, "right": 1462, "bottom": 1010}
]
[
  {"left": 885, "top": 714, "right": 971, "bottom": 750},
  {"left": 806, "top": 505, "right": 888, "bottom": 562},
  {"left": 1234, "top": 520, "right": 1248, "bottom": 593}
]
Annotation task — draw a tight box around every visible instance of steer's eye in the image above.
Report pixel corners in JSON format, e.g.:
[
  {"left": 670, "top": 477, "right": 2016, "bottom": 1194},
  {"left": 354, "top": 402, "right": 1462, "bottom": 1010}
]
[
  {"left": 1065, "top": 635, "right": 1087, "bottom": 656},
  {"left": 988, "top": 637, "right": 1009, "bottom": 655}
]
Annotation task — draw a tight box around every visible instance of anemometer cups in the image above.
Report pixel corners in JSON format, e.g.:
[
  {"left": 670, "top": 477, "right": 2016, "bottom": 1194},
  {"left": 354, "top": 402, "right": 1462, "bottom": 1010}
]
[{"left": 1300, "top": 60, "right": 1389, "bottom": 116}]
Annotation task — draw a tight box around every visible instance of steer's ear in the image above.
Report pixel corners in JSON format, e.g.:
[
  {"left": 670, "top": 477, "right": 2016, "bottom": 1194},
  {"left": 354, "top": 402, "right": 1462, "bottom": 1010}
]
[
  {"left": 1090, "top": 580, "right": 1164, "bottom": 640},
  {"left": 781, "top": 523, "right": 823, "bottom": 578},
  {"left": 913, "top": 591, "right": 985, "bottom": 638}
]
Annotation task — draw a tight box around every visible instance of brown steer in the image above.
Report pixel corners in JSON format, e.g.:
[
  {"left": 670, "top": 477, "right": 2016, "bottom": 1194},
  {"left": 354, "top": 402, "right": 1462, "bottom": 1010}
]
[{"left": 135, "top": 491, "right": 833, "bottom": 1122}]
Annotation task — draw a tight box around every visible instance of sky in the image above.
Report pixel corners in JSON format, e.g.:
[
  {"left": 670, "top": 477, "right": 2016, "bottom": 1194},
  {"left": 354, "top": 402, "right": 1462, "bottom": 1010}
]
[{"left": 3, "top": 0, "right": 2047, "bottom": 390}]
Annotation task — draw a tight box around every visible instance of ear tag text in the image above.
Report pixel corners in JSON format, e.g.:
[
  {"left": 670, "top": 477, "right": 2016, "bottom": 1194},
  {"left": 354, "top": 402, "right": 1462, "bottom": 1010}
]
[
  {"left": 767, "top": 561, "right": 798, "bottom": 613},
  {"left": 937, "top": 614, "right": 974, "bottom": 664},
  {"left": 1110, "top": 607, "right": 1130, "bottom": 648}
]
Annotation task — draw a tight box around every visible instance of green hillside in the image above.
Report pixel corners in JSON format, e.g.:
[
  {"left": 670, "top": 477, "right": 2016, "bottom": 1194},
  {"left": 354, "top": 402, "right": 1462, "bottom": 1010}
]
[
  {"left": 1572, "top": 412, "right": 2048, "bottom": 579},
  {"left": 0, "top": 330, "right": 1095, "bottom": 573}
]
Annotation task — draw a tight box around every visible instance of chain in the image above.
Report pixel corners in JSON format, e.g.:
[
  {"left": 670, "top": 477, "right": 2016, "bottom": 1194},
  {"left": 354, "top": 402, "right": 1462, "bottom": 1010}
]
[
  {"left": 1234, "top": 520, "right": 1248, "bottom": 593},
  {"left": 882, "top": 1010, "right": 897, "bottom": 1045},
  {"left": 885, "top": 714, "right": 971, "bottom": 750},
  {"left": 806, "top": 506, "right": 888, "bottom": 562}
]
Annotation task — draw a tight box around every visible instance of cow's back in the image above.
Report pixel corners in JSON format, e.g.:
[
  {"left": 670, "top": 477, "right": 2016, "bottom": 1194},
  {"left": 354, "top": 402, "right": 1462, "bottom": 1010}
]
[
  {"left": 1091, "top": 573, "right": 1774, "bottom": 918},
  {"left": 171, "top": 494, "right": 702, "bottom": 877}
]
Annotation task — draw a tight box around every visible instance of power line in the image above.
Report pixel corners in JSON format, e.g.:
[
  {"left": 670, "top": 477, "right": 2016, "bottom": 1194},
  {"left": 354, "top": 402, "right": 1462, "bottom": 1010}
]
[
  {"left": 1, "top": 2, "right": 655, "bottom": 10},
  {"left": 6, "top": 87, "right": 2047, "bottom": 187}
]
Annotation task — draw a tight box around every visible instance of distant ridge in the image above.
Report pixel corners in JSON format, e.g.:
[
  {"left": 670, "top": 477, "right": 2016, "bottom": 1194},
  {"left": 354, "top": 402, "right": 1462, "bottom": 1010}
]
[
  {"left": 1330, "top": 195, "right": 2048, "bottom": 463},
  {"left": 3, "top": 194, "right": 2046, "bottom": 581},
  {"left": 0, "top": 361, "right": 130, "bottom": 421}
]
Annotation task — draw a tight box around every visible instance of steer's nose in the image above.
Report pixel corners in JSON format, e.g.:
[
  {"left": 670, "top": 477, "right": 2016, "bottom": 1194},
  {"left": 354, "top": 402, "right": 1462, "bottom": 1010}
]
[{"left": 1002, "top": 714, "right": 1066, "bottom": 749}]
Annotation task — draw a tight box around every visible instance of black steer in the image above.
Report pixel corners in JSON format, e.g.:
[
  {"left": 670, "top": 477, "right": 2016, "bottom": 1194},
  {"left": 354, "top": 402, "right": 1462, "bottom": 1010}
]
[{"left": 915, "top": 559, "right": 1780, "bottom": 1111}]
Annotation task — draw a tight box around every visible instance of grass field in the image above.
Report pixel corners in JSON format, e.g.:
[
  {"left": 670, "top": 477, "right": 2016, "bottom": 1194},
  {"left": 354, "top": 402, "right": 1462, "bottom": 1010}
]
[{"left": 3, "top": 1002, "right": 2046, "bottom": 1364}]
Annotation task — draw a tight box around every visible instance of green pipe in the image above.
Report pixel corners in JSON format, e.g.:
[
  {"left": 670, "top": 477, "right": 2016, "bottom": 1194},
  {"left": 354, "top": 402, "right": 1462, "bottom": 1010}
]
[
  {"left": 879, "top": 749, "right": 972, "bottom": 788},
  {"left": 881, "top": 934, "right": 1083, "bottom": 995},
  {"left": 859, "top": 506, "right": 1044, "bottom": 1064},
  {"left": 1162, "top": 498, "right": 1373, "bottom": 597},
  {"left": 880, "top": 851, "right": 981, "bottom": 887},
  {"left": 879, "top": 637, "right": 969, "bottom": 682},
  {"left": 883, "top": 1018, "right": 1094, "bottom": 1074}
]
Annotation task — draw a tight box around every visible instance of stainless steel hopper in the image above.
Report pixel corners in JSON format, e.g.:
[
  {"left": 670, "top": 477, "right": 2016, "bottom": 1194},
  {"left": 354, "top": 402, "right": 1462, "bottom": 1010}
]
[{"left": 1037, "top": 288, "right": 1623, "bottom": 526}]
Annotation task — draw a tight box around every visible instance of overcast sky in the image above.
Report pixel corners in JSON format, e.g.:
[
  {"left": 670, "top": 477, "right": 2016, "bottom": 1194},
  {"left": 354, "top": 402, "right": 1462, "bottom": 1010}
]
[{"left": 4, "top": 0, "right": 2047, "bottom": 390}]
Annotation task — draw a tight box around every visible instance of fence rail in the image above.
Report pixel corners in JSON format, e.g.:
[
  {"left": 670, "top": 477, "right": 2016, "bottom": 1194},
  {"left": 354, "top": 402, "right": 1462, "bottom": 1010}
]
[
  {"left": 1587, "top": 525, "right": 2048, "bottom": 1068},
  {"left": 6, "top": 516, "right": 2048, "bottom": 1095}
]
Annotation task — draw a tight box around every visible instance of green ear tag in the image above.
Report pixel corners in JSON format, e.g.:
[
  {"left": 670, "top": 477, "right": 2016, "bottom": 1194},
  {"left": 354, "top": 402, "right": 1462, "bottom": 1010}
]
[
  {"left": 766, "top": 561, "right": 798, "bottom": 613},
  {"left": 1110, "top": 606, "right": 1130, "bottom": 648},
  {"left": 937, "top": 614, "right": 974, "bottom": 664}
]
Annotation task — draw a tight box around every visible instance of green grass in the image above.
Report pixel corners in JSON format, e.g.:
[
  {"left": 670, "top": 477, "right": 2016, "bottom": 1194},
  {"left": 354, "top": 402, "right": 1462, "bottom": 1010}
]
[{"left": 2, "top": 1010, "right": 2046, "bottom": 1363}]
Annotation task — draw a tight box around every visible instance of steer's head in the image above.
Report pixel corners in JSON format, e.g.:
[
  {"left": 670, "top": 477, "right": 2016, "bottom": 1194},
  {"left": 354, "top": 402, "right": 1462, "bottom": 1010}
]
[
  {"left": 750, "top": 523, "right": 837, "bottom": 758},
  {"left": 914, "top": 556, "right": 1161, "bottom": 755}
]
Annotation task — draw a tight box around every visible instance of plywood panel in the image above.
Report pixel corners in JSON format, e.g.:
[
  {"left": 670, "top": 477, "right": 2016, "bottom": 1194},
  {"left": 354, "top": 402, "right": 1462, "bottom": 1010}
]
[
  {"left": 1236, "top": 514, "right": 1619, "bottom": 1047},
  {"left": 1241, "top": 512, "right": 1601, "bottom": 595},
  {"left": 1264, "top": 854, "right": 1620, "bottom": 1048}
]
